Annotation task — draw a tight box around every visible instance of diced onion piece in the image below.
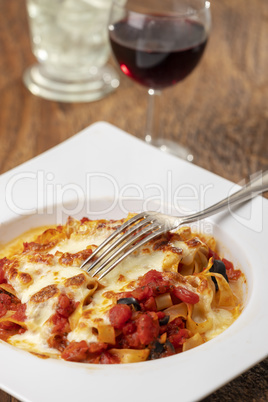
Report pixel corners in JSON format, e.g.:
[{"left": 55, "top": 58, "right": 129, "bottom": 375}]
[
  {"left": 159, "top": 332, "right": 167, "bottom": 344},
  {"left": 97, "top": 325, "right": 116, "bottom": 345},
  {"left": 163, "top": 302, "right": 188, "bottom": 322},
  {"left": 155, "top": 293, "right": 173, "bottom": 311},
  {"left": 109, "top": 348, "right": 150, "bottom": 363},
  {"left": 182, "top": 333, "right": 204, "bottom": 351}
]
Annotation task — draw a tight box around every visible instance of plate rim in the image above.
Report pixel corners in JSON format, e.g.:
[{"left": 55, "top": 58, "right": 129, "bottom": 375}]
[{"left": 0, "top": 121, "right": 267, "bottom": 402}]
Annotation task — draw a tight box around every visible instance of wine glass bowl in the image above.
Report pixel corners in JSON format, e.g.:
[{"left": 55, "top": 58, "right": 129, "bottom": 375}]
[{"left": 108, "top": 0, "right": 211, "bottom": 160}]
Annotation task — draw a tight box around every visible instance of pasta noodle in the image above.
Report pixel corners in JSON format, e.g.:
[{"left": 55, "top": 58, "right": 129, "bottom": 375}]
[{"left": 0, "top": 215, "right": 245, "bottom": 363}]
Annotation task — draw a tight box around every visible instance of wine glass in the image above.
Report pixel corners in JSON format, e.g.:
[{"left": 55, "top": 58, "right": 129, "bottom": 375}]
[{"left": 108, "top": 0, "right": 211, "bottom": 161}]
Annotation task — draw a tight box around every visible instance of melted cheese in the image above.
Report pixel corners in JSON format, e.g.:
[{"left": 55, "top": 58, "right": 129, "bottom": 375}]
[
  {"left": 0, "top": 216, "right": 245, "bottom": 361},
  {"left": 68, "top": 247, "right": 166, "bottom": 343}
]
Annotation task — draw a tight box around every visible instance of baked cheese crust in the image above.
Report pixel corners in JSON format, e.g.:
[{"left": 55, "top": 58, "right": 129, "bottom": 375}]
[{"left": 0, "top": 215, "right": 245, "bottom": 363}]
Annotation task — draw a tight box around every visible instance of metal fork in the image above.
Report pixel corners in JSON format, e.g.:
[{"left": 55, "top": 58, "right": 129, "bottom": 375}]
[{"left": 80, "top": 171, "right": 268, "bottom": 279}]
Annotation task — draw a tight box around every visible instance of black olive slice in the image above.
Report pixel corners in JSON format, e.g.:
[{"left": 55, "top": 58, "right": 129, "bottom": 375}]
[
  {"left": 149, "top": 340, "right": 175, "bottom": 360},
  {"left": 117, "top": 297, "right": 141, "bottom": 311},
  {"left": 149, "top": 341, "right": 165, "bottom": 360},
  {"left": 209, "top": 259, "right": 229, "bottom": 291},
  {"left": 164, "top": 340, "right": 176, "bottom": 354},
  {"left": 159, "top": 315, "right": 170, "bottom": 326}
]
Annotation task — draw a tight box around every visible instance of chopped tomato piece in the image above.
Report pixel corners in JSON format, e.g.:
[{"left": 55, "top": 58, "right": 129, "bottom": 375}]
[
  {"left": 172, "top": 286, "right": 199, "bottom": 304},
  {"left": 157, "top": 311, "right": 166, "bottom": 320},
  {"left": 0, "top": 292, "right": 20, "bottom": 312},
  {"left": 12, "top": 304, "right": 27, "bottom": 322},
  {"left": 208, "top": 250, "right": 241, "bottom": 281},
  {"left": 57, "top": 294, "right": 77, "bottom": 318},
  {"left": 139, "top": 270, "right": 171, "bottom": 296},
  {"left": 136, "top": 313, "right": 159, "bottom": 345},
  {"left": 88, "top": 342, "right": 108, "bottom": 354},
  {"left": 131, "top": 286, "right": 153, "bottom": 301},
  {"left": 168, "top": 329, "right": 189, "bottom": 348},
  {"left": 99, "top": 351, "right": 120, "bottom": 364},
  {"left": 167, "top": 317, "right": 185, "bottom": 336},
  {"left": 80, "top": 217, "right": 90, "bottom": 224},
  {"left": 109, "top": 304, "right": 132, "bottom": 329},
  {"left": 51, "top": 314, "right": 70, "bottom": 334},
  {"left": 0, "top": 303, "right": 7, "bottom": 318},
  {"left": 208, "top": 248, "right": 220, "bottom": 260},
  {"left": 0, "top": 293, "right": 11, "bottom": 306},
  {"left": 143, "top": 296, "right": 157, "bottom": 312},
  {"left": 222, "top": 258, "right": 241, "bottom": 280},
  {"left": 0, "top": 259, "right": 7, "bottom": 284},
  {"left": 0, "top": 321, "right": 20, "bottom": 331},
  {"left": 122, "top": 321, "right": 136, "bottom": 336},
  {"left": 122, "top": 332, "right": 141, "bottom": 349},
  {"left": 61, "top": 340, "right": 89, "bottom": 362},
  {"left": 48, "top": 333, "right": 68, "bottom": 352},
  {"left": 139, "top": 270, "right": 163, "bottom": 286}
]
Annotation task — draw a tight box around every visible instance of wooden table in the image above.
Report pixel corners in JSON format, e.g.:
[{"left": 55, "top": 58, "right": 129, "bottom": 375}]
[{"left": 0, "top": 0, "right": 267, "bottom": 401}]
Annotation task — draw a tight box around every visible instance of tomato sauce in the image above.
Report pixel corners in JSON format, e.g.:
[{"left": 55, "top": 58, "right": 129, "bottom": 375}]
[{"left": 60, "top": 270, "right": 197, "bottom": 363}]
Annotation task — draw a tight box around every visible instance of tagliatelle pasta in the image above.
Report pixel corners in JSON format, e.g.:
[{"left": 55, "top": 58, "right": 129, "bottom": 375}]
[{"left": 0, "top": 214, "right": 245, "bottom": 363}]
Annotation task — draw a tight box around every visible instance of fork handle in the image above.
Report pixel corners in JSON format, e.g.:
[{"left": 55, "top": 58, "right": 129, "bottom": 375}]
[{"left": 180, "top": 170, "right": 268, "bottom": 225}]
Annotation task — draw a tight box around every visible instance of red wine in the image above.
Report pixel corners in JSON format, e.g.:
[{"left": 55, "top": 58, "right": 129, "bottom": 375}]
[{"left": 109, "top": 17, "right": 208, "bottom": 90}]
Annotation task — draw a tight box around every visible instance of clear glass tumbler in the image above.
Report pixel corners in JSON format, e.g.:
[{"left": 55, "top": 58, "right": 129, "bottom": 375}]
[{"left": 23, "top": 0, "right": 120, "bottom": 102}]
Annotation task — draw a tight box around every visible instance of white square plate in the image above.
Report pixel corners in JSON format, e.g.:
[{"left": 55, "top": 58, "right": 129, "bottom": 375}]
[{"left": 0, "top": 122, "right": 267, "bottom": 402}]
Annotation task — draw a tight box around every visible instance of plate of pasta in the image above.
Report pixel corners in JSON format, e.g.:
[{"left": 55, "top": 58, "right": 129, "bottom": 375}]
[{"left": 0, "top": 122, "right": 267, "bottom": 402}]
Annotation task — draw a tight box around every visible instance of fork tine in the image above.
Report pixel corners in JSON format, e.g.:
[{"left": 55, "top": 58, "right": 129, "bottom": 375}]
[
  {"left": 91, "top": 221, "right": 161, "bottom": 278},
  {"left": 80, "top": 212, "right": 149, "bottom": 270},
  {"left": 86, "top": 216, "right": 156, "bottom": 273},
  {"left": 97, "top": 227, "right": 167, "bottom": 280}
]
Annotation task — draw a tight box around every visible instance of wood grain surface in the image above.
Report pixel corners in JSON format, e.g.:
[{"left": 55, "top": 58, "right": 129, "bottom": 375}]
[{"left": 0, "top": 0, "right": 267, "bottom": 401}]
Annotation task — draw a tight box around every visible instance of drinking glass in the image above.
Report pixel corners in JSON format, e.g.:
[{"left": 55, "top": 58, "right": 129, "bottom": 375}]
[
  {"left": 24, "top": 0, "right": 120, "bottom": 102},
  {"left": 108, "top": 0, "right": 211, "bottom": 160}
]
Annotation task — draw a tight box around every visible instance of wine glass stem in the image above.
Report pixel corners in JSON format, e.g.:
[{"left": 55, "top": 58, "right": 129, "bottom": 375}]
[{"left": 145, "top": 89, "right": 162, "bottom": 145}]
